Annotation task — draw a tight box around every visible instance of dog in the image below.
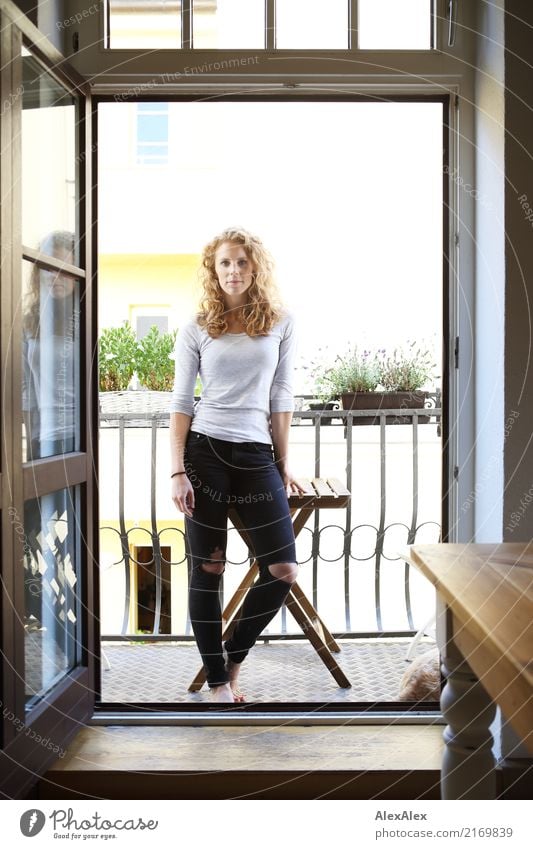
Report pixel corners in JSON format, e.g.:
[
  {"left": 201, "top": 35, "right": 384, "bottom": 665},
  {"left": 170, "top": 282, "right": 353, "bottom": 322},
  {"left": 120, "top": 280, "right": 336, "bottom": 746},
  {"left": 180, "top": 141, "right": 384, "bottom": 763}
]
[{"left": 399, "top": 648, "right": 441, "bottom": 702}]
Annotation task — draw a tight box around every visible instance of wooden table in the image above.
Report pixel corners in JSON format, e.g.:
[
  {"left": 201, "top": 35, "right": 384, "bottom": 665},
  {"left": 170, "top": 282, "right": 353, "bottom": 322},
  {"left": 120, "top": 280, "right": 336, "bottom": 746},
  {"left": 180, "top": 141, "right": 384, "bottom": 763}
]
[
  {"left": 189, "top": 477, "right": 352, "bottom": 693},
  {"left": 404, "top": 542, "right": 533, "bottom": 799}
]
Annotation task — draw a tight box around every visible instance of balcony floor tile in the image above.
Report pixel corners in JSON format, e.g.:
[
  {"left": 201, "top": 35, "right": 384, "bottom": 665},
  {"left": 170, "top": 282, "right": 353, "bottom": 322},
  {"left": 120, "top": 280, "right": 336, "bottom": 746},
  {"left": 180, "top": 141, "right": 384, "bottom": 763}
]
[{"left": 99, "top": 638, "right": 436, "bottom": 704}]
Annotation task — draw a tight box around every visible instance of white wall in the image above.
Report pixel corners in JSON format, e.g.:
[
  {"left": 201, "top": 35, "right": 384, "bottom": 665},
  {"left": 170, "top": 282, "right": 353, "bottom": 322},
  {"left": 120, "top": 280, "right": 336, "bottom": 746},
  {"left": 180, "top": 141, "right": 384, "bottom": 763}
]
[
  {"left": 472, "top": 0, "right": 506, "bottom": 542},
  {"left": 503, "top": 0, "right": 533, "bottom": 542}
]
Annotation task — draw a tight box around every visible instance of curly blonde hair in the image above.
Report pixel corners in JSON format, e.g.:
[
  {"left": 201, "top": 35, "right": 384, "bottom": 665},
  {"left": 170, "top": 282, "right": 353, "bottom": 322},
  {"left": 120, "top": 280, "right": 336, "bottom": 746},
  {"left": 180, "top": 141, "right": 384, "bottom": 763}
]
[
  {"left": 23, "top": 230, "right": 76, "bottom": 338},
  {"left": 196, "top": 226, "right": 284, "bottom": 338}
]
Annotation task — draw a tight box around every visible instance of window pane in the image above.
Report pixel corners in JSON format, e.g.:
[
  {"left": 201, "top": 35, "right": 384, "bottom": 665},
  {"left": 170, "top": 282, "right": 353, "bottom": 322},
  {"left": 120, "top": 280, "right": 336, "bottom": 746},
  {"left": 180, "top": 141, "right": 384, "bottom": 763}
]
[
  {"left": 276, "top": 0, "right": 348, "bottom": 49},
  {"left": 22, "top": 258, "right": 81, "bottom": 461},
  {"left": 108, "top": 0, "right": 181, "bottom": 49},
  {"left": 136, "top": 316, "right": 169, "bottom": 338},
  {"left": 21, "top": 53, "right": 78, "bottom": 258},
  {"left": 193, "top": 0, "right": 264, "bottom": 49},
  {"left": 136, "top": 104, "right": 169, "bottom": 165},
  {"left": 137, "top": 114, "right": 168, "bottom": 143},
  {"left": 24, "top": 487, "right": 81, "bottom": 710},
  {"left": 358, "top": 0, "right": 432, "bottom": 49}
]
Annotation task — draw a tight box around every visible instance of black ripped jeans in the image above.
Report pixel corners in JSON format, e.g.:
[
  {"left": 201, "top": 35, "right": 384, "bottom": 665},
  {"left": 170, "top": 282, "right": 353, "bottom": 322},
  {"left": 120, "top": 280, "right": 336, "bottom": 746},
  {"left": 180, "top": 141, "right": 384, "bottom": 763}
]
[{"left": 184, "top": 431, "right": 297, "bottom": 688}]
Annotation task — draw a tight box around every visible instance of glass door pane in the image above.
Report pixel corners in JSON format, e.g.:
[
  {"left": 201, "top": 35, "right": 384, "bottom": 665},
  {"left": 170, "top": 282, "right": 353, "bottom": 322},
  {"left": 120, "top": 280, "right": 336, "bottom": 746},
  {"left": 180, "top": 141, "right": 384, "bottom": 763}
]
[
  {"left": 358, "top": 0, "right": 432, "bottom": 49},
  {"left": 108, "top": 0, "right": 181, "bottom": 49},
  {"left": 21, "top": 51, "right": 79, "bottom": 262},
  {"left": 24, "top": 486, "right": 81, "bottom": 710},
  {"left": 193, "top": 0, "right": 264, "bottom": 49},
  {"left": 21, "top": 258, "right": 81, "bottom": 461},
  {"left": 276, "top": 0, "right": 348, "bottom": 49}
]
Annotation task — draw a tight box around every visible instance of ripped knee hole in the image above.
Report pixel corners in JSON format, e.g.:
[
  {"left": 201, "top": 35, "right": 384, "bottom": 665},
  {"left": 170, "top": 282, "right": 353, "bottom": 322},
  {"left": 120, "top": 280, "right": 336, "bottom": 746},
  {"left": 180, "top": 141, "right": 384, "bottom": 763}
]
[
  {"left": 268, "top": 561, "right": 299, "bottom": 583},
  {"left": 199, "top": 546, "right": 226, "bottom": 574}
]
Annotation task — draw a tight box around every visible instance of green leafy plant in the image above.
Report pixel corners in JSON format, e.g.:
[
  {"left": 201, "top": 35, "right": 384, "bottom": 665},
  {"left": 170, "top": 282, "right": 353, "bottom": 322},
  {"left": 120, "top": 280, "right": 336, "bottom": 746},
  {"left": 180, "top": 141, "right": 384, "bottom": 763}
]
[
  {"left": 99, "top": 321, "right": 138, "bottom": 391},
  {"left": 136, "top": 325, "right": 178, "bottom": 391},
  {"left": 377, "top": 341, "right": 438, "bottom": 391}
]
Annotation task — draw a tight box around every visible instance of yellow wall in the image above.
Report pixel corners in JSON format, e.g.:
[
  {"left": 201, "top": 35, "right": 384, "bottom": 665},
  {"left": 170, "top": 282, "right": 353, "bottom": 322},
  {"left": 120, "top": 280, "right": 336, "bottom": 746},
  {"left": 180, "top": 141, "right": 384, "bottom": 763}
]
[
  {"left": 98, "top": 254, "right": 202, "bottom": 330},
  {"left": 98, "top": 256, "right": 198, "bottom": 635}
]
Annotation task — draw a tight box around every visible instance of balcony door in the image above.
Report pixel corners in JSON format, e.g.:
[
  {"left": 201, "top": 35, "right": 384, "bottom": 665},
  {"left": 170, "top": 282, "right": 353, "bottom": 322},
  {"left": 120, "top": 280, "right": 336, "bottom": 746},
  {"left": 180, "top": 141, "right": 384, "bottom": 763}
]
[{"left": 0, "top": 7, "right": 97, "bottom": 798}]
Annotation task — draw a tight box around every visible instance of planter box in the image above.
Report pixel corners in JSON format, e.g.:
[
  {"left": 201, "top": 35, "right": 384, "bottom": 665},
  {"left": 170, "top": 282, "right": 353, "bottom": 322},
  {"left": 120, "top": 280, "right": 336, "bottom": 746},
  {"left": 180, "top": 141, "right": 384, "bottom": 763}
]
[
  {"left": 99, "top": 390, "right": 173, "bottom": 424},
  {"left": 341, "top": 391, "right": 431, "bottom": 425}
]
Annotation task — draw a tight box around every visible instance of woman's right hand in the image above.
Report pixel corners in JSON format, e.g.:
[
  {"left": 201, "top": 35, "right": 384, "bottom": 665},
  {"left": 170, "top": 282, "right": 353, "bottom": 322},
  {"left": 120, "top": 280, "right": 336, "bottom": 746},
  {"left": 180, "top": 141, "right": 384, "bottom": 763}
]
[{"left": 172, "top": 474, "right": 195, "bottom": 518}]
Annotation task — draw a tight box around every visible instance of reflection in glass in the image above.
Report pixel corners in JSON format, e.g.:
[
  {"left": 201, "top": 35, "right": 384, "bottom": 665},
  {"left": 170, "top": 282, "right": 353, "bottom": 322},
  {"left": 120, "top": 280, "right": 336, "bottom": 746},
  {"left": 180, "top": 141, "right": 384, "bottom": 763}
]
[
  {"left": 108, "top": 0, "right": 181, "bottom": 48},
  {"left": 276, "top": 0, "right": 348, "bottom": 49},
  {"left": 21, "top": 54, "right": 77, "bottom": 258},
  {"left": 193, "top": 0, "right": 264, "bottom": 49},
  {"left": 22, "top": 239, "right": 80, "bottom": 462},
  {"left": 24, "top": 487, "right": 80, "bottom": 709},
  {"left": 358, "top": 0, "right": 432, "bottom": 49}
]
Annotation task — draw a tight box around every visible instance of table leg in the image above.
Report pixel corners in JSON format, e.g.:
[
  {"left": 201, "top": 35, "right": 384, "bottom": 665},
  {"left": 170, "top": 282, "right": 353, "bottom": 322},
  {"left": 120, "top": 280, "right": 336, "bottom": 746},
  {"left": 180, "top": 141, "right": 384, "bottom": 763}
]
[{"left": 438, "top": 602, "right": 497, "bottom": 799}]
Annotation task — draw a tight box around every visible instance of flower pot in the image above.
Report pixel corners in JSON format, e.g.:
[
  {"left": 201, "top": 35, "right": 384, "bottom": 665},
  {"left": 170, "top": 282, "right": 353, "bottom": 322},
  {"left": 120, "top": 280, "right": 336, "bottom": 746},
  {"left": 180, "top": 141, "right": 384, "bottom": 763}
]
[
  {"left": 308, "top": 401, "right": 340, "bottom": 424},
  {"left": 341, "top": 391, "right": 430, "bottom": 425}
]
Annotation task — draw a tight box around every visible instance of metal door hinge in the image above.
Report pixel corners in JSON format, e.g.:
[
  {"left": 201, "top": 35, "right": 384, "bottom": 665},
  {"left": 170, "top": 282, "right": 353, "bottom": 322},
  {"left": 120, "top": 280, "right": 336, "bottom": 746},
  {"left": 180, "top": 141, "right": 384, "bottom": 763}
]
[
  {"left": 454, "top": 336, "right": 459, "bottom": 368},
  {"left": 448, "top": 0, "right": 457, "bottom": 47},
  {"left": 453, "top": 465, "right": 459, "bottom": 480}
]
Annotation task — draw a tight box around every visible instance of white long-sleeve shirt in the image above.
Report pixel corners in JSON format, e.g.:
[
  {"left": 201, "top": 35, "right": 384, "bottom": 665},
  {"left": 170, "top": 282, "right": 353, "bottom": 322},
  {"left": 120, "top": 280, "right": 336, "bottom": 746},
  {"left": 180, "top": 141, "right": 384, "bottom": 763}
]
[{"left": 169, "top": 311, "right": 297, "bottom": 443}]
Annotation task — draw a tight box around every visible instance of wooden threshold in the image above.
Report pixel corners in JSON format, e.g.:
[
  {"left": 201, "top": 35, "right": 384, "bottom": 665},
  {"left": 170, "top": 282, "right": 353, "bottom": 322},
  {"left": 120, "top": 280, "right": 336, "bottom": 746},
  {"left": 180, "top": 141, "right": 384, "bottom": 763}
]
[{"left": 36, "top": 724, "right": 443, "bottom": 799}]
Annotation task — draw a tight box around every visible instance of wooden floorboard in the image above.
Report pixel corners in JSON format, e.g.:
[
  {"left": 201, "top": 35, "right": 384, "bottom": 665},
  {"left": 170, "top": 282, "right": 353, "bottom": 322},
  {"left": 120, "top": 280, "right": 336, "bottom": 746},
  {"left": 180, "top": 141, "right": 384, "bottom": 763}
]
[{"left": 37, "top": 725, "right": 443, "bottom": 799}]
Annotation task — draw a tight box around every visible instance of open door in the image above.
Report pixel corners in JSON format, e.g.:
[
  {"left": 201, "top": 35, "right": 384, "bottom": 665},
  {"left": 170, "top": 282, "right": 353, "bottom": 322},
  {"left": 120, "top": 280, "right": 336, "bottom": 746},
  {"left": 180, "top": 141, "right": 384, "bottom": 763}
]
[{"left": 0, "top": 4, "right": 97, "bottom": 799}]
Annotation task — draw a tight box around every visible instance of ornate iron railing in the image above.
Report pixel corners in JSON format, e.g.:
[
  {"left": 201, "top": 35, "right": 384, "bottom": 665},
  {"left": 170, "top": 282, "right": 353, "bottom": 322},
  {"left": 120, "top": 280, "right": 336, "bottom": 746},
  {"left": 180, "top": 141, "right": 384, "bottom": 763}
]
[{"left": 99, "top": 391, "right": 442, "bottom": 642}]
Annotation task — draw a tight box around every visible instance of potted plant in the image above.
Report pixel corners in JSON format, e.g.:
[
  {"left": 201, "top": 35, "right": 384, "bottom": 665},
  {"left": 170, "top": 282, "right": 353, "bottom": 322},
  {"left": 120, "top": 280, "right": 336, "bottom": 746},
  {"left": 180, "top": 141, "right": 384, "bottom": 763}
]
[
  {"left": 375, "top": 341, "right": 437, "bottom": 423},
  {"left": 99, "top": 321, "right": 138, "bottom": 391},
  {"left": 300, "top": 349, "right": 342, "bottom": 424},
  {"left": 315, "top": 342, "right": 437, "bottom": 425},
  {"left": 312, "top": 345, "right": 381, "bottom": 425},
  {"left": 136, "top": 325, "right": 178, "bottom": 391},
  {"left": 98, "top": 322, "right": 205, "bottom": 428}
]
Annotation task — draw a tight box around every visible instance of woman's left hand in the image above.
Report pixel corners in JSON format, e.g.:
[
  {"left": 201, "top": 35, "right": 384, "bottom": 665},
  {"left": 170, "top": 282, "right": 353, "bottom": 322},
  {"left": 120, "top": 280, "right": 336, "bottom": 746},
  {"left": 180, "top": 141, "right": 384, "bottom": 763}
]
[{"left": 278, "top": 466, "right": 307, "bottom": 499}]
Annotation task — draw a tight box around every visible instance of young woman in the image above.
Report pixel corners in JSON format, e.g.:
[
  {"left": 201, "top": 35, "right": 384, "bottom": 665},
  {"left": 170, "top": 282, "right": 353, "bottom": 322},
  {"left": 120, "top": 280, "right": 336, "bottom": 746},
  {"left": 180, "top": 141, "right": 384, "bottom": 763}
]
[{"left": 170, "top": 226, "right": 305, "bottom": 703}]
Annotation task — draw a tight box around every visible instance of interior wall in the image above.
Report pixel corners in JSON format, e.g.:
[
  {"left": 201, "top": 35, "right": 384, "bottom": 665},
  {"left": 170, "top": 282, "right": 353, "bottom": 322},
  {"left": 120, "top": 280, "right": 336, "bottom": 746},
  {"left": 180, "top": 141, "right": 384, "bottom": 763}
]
[
  {"left": 473, "top": 0, "right": 506, "bottom": 542},
  {"left": 500, "top": 0, "right": 533, "bottom": 771},
  {"left": 503, "top": 0, "right": 533, "bottom": 543}
]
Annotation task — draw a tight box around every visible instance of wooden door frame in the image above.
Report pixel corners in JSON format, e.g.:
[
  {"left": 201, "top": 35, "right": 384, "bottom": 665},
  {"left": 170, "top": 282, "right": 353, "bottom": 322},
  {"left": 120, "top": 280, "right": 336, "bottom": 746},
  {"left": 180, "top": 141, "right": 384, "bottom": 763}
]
[
  {"left": 0, "top": 0, "right": 98, "bottom": 799},
  {"left": 91, "top": 90, "right": 452, "bottom": 717}
]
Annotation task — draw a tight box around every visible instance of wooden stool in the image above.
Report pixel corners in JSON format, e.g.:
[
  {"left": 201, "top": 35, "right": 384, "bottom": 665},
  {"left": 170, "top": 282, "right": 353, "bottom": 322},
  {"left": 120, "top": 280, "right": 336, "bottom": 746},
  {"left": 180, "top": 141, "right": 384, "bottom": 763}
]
[{"left": 188, "top": 477, "right": 352, "bottom": 692}]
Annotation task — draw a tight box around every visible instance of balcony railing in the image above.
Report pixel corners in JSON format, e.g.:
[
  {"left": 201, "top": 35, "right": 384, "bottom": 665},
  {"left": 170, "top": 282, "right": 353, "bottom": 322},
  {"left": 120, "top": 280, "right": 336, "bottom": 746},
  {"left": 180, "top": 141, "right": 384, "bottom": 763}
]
[{"left": 98, "top": 392, "right": 442, "bottom": 643}]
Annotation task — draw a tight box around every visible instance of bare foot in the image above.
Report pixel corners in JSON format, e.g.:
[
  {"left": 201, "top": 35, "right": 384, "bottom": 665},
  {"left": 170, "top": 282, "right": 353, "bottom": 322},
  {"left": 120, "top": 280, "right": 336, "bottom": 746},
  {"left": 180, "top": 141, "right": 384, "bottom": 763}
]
[
  {"left": 209, "top": 683, "right": 235, "bottom": 703},
  {"left": 226, "top": 659, "right": 245, "bottom": 702}
]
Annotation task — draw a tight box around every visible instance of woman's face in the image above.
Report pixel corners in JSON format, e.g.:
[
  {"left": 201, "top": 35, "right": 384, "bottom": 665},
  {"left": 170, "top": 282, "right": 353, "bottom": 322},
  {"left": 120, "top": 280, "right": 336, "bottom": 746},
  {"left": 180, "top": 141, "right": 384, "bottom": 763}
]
[
  {"left": 214, "top": 241, "right": 256, "bottom": 304},
  {"left": 42, "top": 247, "right": 76, "bottom": 299}
]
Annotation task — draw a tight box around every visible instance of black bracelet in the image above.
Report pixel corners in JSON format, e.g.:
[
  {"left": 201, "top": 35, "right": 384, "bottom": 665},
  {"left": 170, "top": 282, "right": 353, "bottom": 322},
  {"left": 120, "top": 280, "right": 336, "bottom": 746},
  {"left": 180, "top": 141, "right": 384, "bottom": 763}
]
[{"left": 170, "top": 471, "right": 187, "bottom": 478}]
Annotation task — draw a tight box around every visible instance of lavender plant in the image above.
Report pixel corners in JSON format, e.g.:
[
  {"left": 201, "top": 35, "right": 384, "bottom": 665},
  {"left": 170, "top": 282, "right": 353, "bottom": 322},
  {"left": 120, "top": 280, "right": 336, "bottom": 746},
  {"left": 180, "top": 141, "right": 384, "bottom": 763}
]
[{"left": 377, "top": 341, "right": 438, "bottom": 391}]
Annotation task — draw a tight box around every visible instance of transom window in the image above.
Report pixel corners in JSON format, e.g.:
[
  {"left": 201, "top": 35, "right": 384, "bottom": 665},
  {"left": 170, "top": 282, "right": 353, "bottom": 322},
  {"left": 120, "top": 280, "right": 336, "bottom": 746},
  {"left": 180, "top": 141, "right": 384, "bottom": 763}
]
[{"left": 106, "top": 0, "right": 435, "bottom": 51}]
